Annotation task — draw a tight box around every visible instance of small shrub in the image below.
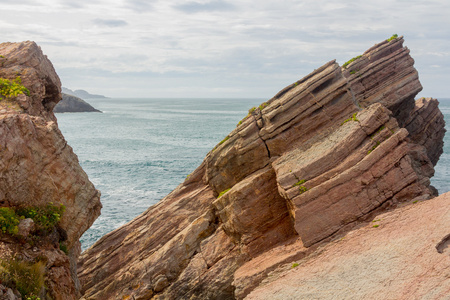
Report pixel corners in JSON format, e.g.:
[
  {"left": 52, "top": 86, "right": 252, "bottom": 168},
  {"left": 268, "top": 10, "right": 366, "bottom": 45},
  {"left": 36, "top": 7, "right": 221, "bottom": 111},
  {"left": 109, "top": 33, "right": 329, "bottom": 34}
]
[
  {"left": 248, "top": 107, "right": 257, "bottom": 114},
  {"left": 412, "top": 200, "right": 419, "bottom": 204},
  {"left": 293, "top": 179, "right": 306, "bottom": 187},
  {"left": 387, "top": 34, "right": 398, "bottom": 42},
  {"left": 0, "top": 207, "right": 21, "bottom": 235},
  {"left": 0, "top": 76, "right": 30, "bottom": 98},
  {"left": 291, "top": 263, "right": 299, "bottom": 268},
  {"left": 258, "top": 102, "right": 268, "bottom": 110},
  {"left": 59, "top": 242, "right": 69, "bottom": 255},
  {"left": 16, "top": 203, "right": 65, "bottom": 234},
  {"left": 350, "top": 70, "right": 357, "bottom": 75},
  {"left": 342, "top": 55, "right": 362, "bottom": 69},
  {"left": 218, "top": 188, "right": 231, "bottom": 198},
  {"left": 298, "top": 186, "right": 308, "bottom": 194},
  {"left": 341, "top": 112, "right": 359, "bottom": 125},
  {"left": 293, "top": 180, "right": 308, "bottom": 194},
  {"left": 372, "top": 224, "right": 380, "bottom": 228},
  {"left": 218, "top": 136, "right": 230, "bottom": 146},
  {"left": 0, "top": 257, "right": 45, "bottom": 299}
]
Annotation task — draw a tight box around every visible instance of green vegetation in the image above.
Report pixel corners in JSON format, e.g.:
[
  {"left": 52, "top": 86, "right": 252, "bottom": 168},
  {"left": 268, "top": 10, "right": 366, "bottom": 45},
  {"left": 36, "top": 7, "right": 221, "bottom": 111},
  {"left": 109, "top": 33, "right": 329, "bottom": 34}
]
[
  {"left": 291, "top": 263, "right": 299, "bottom": 268},
  {"left": 350, "top": 70, "right": 357, "bottom": 75},
  {"left": 298, "top": 185, "right": 308, "bottom": 194},
  {"left": 0, "top": 203, "right": 65, "bottom": 237},
  {"left": 248, "top": 106, "right": 257, "bottom": 114},
  {"left": 341, "top": 112, "right": 359, "bottom": 125},
  {"left": 218, "top": 188, "right": 231, "bottom": 198},
  {"left": 0, "top": 257, "right": 44, "bottom": 299},
  {"left": 372, "top": 224, "right": 380, "bottom": 228},
  {"left": 293, "top": 180, "right": 308, "bottom": 194},
  {"left": 293, "top": 179, "right": 306, "bottom": 187},
  {"left": 370, "top": 125, "right": 386, "bottom": 140},
  {"left": 0, "top": 76, "right": 30, "bottom": 98},
  {"left": 0, "top": 207, "right": 21, "bottom": 235},
  {"left": 218, "top": 136, "right": 230, "bottom": 146},
  {"left": 259, "top": 102, "right": 268, "bottom": 110},
  {"left": 387, "top": 34, "right": 398, "bottom": 42},
  {"left": 372, "top": 219, "right": 381, "bottom": 223},
  {"left": 16, "top": 203, "right": 65, "bottom": 234},
  {"left": 342, "top": 55, "right": 362, "bottom": 69},
  {"left": 413, "top": 200, "right": 419, "bottom": 204},
  {"left": 59, "top": 241, "right": 69, "bottom": 255},
  {"left": 0, "top": 55, "right": 5, "bottom": 58},
  {"left": 367, "top": 141, "right": 381, "bottom": 155}
]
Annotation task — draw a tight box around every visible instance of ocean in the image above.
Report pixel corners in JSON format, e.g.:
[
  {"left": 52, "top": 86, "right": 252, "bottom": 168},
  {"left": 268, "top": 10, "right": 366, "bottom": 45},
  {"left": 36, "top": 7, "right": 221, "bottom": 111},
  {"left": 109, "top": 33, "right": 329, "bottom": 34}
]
[{"left": 56, "top": 98, "right": 450, "bottom": 250}]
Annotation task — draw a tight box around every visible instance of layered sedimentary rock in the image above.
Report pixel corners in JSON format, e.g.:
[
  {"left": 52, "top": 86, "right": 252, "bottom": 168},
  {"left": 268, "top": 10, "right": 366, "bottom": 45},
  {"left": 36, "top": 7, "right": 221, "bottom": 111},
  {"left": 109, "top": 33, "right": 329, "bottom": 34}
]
[
  {"left": 78, "top": 36, "right": 446, "bottom": 299},
  {"left": 0, "top": 41, "right": 101, "bottom": 299},
  {"left": 246, "top": 192, "right": 450, "bottom": 299}
]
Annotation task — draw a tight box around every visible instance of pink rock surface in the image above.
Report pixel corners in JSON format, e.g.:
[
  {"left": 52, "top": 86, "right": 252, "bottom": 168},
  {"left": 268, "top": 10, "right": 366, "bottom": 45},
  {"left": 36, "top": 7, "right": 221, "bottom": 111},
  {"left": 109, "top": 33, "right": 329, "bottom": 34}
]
[{"left": 246, "top": 193, "right": 450, "bottom": 300}]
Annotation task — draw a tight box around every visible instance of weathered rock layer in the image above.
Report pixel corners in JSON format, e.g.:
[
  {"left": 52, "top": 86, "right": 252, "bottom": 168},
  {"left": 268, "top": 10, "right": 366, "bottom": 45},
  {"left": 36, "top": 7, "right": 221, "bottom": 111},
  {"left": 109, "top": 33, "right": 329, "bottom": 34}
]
[
  {"left": 0, "top": 41, "right": 101, "bottom": 299},
  {"left": 245, "top": 192, "right": 450, "bottom": 300},
  {"left": 78, "top": 36, "right": 446, "bottom": 299}
]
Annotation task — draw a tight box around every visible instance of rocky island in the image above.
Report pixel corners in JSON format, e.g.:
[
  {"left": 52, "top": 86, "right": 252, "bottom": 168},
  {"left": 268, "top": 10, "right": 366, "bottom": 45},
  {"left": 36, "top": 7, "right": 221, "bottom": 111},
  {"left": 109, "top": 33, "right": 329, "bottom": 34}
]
[
  {"left": 54, "top": 93, "right": 102, "bottom": 113},
  {"left": 0, "top": 37, "right": 448, "bottom": 300}
]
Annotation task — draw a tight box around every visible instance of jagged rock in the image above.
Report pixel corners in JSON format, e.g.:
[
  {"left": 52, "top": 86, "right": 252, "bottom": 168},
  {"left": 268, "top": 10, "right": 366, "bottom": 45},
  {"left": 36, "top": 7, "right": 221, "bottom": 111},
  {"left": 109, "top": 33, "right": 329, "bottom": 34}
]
[
  {"left": 78, "top": 36, "right": 445, "bottom": 299},
  {"left": 54, "top": 93, "right": 101, "bottom": 113},
  {"left": 0, "top": 41, "right": 101, "bottom": 299},
  {"left": 0, "top": 41, "right": 61, "bottom": 121},
  {"left": 0, "top": 284, "right": 20, "bottom": 300}
]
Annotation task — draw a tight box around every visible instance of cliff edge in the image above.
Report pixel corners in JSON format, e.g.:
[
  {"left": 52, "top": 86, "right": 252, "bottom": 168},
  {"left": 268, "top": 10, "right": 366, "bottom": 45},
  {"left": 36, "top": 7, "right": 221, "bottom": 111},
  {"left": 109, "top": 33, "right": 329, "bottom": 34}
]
[
  {"left": 78, "top": 36, "right": 446, "bottom": 299},
  {"left": 0, "top": 41, "right": 101, "bottom": 299}
]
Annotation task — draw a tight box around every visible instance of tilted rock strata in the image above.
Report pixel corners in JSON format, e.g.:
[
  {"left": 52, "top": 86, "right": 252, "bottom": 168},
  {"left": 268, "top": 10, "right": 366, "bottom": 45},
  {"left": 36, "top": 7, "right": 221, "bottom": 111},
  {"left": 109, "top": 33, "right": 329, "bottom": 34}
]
[
  {"left": 0, "top": 41, "right": 101, "bottom": 299},
  {"left": 245, "top": 192, "right": 450, "bottom": 300},
  {"left": 78, "top": 36, "right": 445, "bottom": 299}
]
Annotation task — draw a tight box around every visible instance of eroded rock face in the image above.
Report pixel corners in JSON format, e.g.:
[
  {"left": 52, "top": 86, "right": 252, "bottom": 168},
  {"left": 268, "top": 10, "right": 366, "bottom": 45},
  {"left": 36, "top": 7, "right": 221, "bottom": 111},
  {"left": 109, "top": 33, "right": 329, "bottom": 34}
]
[
  {"left": 245, "top": 192, "right": 450, "bottom": 300},
  {"left": 0, "top": 41, "right": 101, "bottom": 299},
  {"left": 78, "top": 36, "right": 445, "bottom": 299}
]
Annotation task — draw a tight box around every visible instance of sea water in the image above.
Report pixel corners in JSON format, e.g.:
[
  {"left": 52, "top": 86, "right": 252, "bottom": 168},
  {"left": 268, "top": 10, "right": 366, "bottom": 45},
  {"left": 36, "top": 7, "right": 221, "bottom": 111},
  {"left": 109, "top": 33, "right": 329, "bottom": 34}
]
[
  {"left": 57, "top": 98, "right": 263, "bottom": 250},
  {"left": 56, "top": 98, "right": 450, "bottom": 250}
]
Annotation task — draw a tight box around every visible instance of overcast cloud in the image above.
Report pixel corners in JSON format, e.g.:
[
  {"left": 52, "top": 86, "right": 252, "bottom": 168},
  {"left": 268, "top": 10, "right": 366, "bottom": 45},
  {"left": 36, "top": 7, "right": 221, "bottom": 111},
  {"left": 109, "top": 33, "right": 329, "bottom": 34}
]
[{"left": 0, "top": 0, "right": 449, "bottom": 98}]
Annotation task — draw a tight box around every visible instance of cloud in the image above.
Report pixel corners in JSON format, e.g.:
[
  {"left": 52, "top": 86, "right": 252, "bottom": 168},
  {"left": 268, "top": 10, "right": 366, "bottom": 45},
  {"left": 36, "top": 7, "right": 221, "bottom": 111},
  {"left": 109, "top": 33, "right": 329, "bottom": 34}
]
[
  {"left": 92, "top": 18, "right": 128, "bottom": 28},
  {"left": 174, "top": 0, "right": 235, "bottom": 13},
  {"left": 123, "top": 0, "right": 155, "bottom": 12}
]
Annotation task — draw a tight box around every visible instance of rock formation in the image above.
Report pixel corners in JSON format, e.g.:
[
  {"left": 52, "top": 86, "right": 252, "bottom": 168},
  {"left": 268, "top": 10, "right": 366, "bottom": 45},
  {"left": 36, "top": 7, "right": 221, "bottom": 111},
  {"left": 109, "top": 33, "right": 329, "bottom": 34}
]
[
  {"left": 54, "top": 93, "right": 101, "bottom": 113},
  {"left": 0, "top": 41, "right": 101, "bottom": 299},
  {"left": 245, "top": 192, "right": 450, "bottom": 299},
  {"left": 78, "top": 36, "right": 446, "bottom": 299}
]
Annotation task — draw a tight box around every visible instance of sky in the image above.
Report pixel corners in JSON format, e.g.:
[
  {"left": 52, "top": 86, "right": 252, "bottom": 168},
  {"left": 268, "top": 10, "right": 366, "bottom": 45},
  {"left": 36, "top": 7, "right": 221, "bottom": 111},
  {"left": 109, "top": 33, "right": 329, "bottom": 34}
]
[{"left": 1, "top": 0, "right": 449, "bottom": 98}]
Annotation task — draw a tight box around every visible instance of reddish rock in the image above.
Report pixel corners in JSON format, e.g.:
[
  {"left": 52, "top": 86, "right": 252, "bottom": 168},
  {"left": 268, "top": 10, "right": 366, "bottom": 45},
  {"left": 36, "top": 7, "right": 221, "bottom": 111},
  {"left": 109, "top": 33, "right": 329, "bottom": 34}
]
[
  {"left": 245, "top": 192, "right": 450, "bottom": 300},
  {"left": 0, "top": 41, "right": 101, "bottom": 299},
  {"left": 78, "top": 36, "right": 446, "bottom": 300}
]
